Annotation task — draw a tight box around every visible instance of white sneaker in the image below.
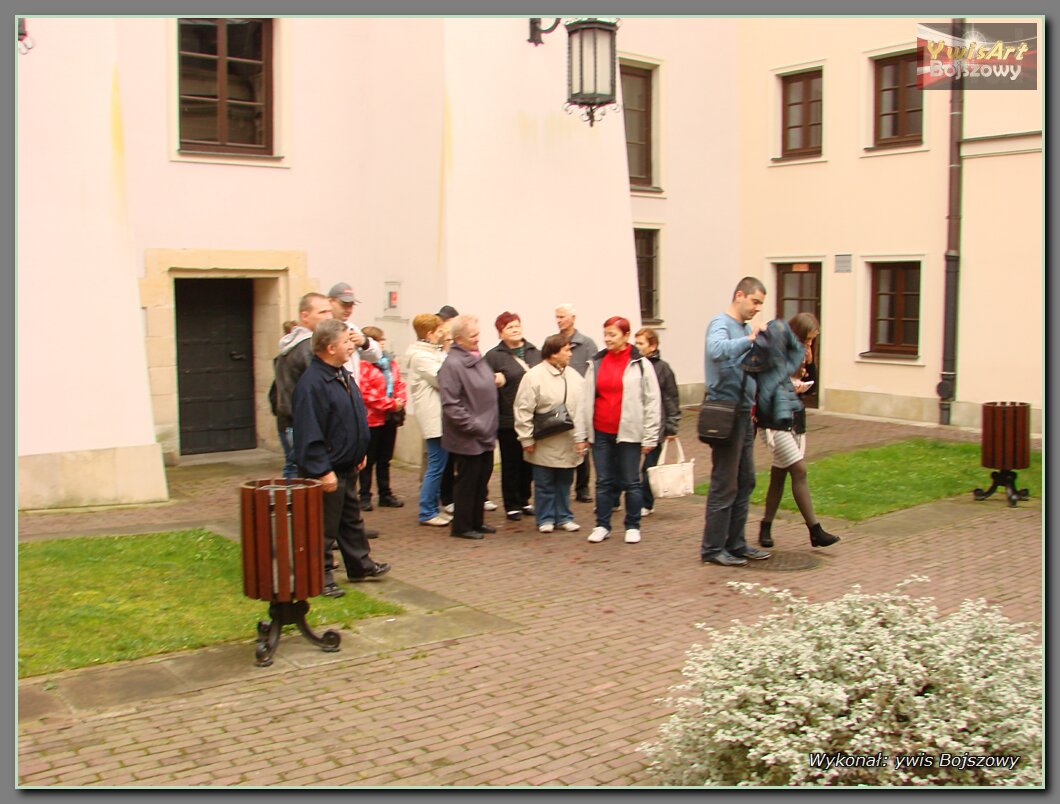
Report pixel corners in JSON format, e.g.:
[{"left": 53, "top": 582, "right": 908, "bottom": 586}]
[
  {"left": 483, "top": 500, "right": 498, "bottom": 511},
  {"left": 641, "top": 507, "right": 653, "bottom": 517},
  {"left": 538, "top": 523, "right": 555, "bottom": 533},
  {"left": 559, "top": 521, "right": 581, "bottom": 532},
  {"left": 420, "top": 515, "right": 450, "bottom": 527},
  {"left": 443, "top": 503, "right": 454, "bottom": 515},
  {"left": 624, "top": 528, "right": 641, "bottom": 544},
  {"left": 587, "top": 527, "right": 610, "bottom": 543}
]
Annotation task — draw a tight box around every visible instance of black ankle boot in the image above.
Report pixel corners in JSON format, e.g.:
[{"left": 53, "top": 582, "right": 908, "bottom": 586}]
[
  {"left": 809, "top": 522, "right": 840, "bottom": 547},
  {"left": 758, "top": 520, "right": 774, "bottom": 548}
]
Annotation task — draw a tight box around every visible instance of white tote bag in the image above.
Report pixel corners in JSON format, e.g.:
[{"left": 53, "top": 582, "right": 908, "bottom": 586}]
[{"left": 647, "top": 438, "right": 695, "bottom": 499}]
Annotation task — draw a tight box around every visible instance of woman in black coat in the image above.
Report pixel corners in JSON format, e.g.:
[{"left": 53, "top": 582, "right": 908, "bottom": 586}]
[
  {"left": 634, "top": 327, "right": 681, "bottom": 516},
  {"left": 485, "top": 311, "right": 542, "bottom": 520}
]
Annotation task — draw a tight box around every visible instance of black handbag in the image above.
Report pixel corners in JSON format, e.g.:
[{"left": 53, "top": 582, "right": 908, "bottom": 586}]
[
  {"left": 386, "top": 407, "right": 406, "bottom": 427},
  {"left": 532, "top": 376, "right": 575, "bottom": 439},
  {"left": 698, "top": 370, "right": 750, "bottom": 446}
]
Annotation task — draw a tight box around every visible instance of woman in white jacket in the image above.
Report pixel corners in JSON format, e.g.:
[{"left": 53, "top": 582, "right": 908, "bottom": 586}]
[
  {"left": 583, "top": 316, "right": 661, "bottom": 545},
  {"left": 405, "top": 313, "right": 451, "bottom": 526},
  {"left": 513, "top": 334, "right": 590, "bottom": 533}
]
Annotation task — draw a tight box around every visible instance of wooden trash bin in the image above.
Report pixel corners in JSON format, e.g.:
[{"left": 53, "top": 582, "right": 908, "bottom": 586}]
[
  {"left": 240, "top": 478, "right": 341, "bottom": 666},
  {"left": 973, "top": 402, "right": 1031, "bottom": 507}
]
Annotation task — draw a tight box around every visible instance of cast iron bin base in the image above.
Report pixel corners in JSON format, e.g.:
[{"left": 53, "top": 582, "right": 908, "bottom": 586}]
[
  {"left": 255, "top": 599, "right": 341, "bottom": 667},
  {"left": 973, "top": 470, "right": 1030, "bottom": 508}
]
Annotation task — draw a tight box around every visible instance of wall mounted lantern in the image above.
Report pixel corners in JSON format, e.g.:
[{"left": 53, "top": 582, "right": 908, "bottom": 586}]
[{"left": 528, "top": 17, "right": 619, "bottom": 126}]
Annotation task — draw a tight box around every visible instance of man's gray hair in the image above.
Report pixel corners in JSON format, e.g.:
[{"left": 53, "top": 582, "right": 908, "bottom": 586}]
[
  {"left": 312, "top": 318, "right": 348, "bottom": 353},
  {"left": 555, "top": 303, "right": 576, "bottom": 316},
  {"left": 448, "top": 314, "right": 479, "bottom": 342}
]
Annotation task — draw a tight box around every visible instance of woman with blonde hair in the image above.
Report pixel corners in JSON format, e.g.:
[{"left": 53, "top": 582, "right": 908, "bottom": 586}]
[
  {"left": 405, "top": 313, "right": 451, "bottom": 526},
  {"left": 439, "top": 315, "right": 501, "bottom": 539}
]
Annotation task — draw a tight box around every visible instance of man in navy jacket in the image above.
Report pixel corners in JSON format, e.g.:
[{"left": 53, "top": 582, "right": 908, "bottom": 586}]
[{"left": 293, "top": 319, "right": 390, "bottom": 595}]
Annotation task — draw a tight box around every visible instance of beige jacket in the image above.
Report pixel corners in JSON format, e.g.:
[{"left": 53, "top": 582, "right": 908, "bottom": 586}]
[
  {"left": 405, "top": 339, "right": 446, "bottom": 439},
  {"left": 512, "top": 361, "right": 589, "bottom": 468}
]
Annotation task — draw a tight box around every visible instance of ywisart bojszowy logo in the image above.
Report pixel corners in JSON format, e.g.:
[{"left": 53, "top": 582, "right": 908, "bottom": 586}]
[{"left": 917, "top": 21, "right": 1037, "bottom": 90}]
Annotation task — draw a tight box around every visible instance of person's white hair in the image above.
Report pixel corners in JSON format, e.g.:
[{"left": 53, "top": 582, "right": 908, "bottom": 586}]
[
  {"left": 448, "top": 314, "right": 479, "bottom": 342},
  {"left": 555, "top": 303, "right": 576, "bottom": 316}
]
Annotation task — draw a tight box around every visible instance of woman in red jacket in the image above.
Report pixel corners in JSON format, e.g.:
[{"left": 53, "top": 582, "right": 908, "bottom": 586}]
[{"left": 358, "top": 326, "right": 408, "bottom": 510}]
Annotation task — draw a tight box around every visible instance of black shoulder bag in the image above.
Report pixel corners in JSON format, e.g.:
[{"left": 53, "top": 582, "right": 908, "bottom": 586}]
[
  {"left": 532, "top": 375, "right": 575, "bottom": 439},
  {"left": 697, "top": 369, "right": 750, "bottom": 446}
]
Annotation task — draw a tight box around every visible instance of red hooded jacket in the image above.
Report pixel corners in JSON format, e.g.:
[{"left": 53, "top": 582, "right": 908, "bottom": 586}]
[{"left": 358, "top": 357, "right": 408, "bottom": 428}]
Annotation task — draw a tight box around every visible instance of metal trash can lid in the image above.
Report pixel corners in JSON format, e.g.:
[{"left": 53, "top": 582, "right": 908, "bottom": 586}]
[{"left": 241, "top": 478, "right": 323, "bottom": 491}]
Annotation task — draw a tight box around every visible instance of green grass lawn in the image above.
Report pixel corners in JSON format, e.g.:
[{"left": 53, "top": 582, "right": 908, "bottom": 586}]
[
  {"left": 694, "top": 438, "right": 1042, "bottom": 522},
  {"left": 17, "top": 529, "right": 403, "bottom": 678}
]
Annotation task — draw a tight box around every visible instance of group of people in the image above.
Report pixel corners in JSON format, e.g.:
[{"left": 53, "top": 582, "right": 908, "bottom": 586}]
[
  {"left": 406, "top": 305, "right": 679, "bottom": 546},
  {"left": 275, "top": 275, "right": 840, "bottom": 597}
]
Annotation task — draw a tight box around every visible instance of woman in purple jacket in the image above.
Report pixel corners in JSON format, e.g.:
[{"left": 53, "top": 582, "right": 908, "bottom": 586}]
[{"left": 438, "top": 315, "right": 502, "bottom": 540}]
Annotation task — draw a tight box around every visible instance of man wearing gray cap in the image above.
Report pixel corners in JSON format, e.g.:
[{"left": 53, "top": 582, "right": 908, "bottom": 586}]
[{"left": 328, "top": 282, "right": 382, "bottom": 387}]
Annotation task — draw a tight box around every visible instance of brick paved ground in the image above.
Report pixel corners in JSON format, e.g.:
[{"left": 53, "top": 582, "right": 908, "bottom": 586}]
[{"left": 17, "top": 411, "right": 1043, "bottom": 787}]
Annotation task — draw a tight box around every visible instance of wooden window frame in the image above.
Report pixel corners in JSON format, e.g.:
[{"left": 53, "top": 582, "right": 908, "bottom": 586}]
[
  {"left": 873, "top": 52, "right": 922, "bottom": 148},
  {"left": 780, "top": 70, "right": 822, "bottom": 159},
  {"left": 869, "top": 262, "right": 920, "bottom": 355},
  {"left": 635, "top": 228, "right": 660, "bottom": 323},
  {"left": 178, "top": 18, "right": 274, "bottom": 156},
  {"left": 621, "top": 65, "right": 654, "bottom": 189}
]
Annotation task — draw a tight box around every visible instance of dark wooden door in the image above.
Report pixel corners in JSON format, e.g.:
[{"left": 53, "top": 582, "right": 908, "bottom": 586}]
[
  {"left": 175, "top": 278, "right": 256, "bottom": 454},
  {"left": 775, "top": 263, "right": 821, "bottom": 409}
]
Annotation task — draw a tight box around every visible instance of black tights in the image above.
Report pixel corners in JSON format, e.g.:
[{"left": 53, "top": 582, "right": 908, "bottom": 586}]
[{"left": 762, "top": 461, "right": 818, "bottom": 528}]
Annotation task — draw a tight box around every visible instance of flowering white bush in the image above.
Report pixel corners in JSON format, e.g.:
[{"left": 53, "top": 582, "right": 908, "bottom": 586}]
[{"left": 641, "top": 579, "right": 1042, "bottom": 787}]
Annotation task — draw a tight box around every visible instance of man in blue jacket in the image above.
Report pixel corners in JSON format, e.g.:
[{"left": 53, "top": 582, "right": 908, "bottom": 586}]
[
  {"left": 701, "top": 277, "right": 773, "bottom": 567},
  {"left": 293, "top": 319, "right": 390, "bottom": 596}
]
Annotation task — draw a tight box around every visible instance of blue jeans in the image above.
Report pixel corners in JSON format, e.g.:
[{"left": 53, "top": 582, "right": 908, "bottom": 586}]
[
  {"left": 592, "top": 431, "right": 644, "bottom": 531},
  {"left": 701, "top": 412, "right": 756, "bottom": 560},
  {"left": 640, "top": 442, "right": 663, "bottom": 511},
  {"left": 279, "top": 425, "right": 297, "bottom": 480},
  {"left": 418, "top": 437, "right": 449, "bottom": 521},
  {"left": 532, "top": 464, "right": 575, "bottom": 527}
]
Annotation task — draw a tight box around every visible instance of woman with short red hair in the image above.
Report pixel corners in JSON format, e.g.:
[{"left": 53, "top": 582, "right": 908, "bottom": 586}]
[{"left": 583, "top": 316, "right": 662, "bottom": 545}]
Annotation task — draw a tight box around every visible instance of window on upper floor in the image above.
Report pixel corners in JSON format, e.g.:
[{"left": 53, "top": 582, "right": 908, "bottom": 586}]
[
  {"left": 781, "top": 70, "right": 822, "bottom": 158},
  {"left": 621, "top": 64, "right": 654, "bottom": 189},
  {"left": 869, "top": 261, "right": 920, "bottom": 355},
  {"left": 635, "top": 228, "right": 660, "bottom": 323},
  {"left": 178, "top": 18, "right": 274, "bottom": 156},
  {"left": 873, "top": 52, "right": 922, "bottom": 148}
]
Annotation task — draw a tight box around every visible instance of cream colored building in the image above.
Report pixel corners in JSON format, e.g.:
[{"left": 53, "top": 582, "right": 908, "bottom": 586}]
[
  {"left": 730, "top": 17, "right": 1043, "bottom": 428},
  {"left": 16, "top": 16, "right": 1043, "bottom": 510}
]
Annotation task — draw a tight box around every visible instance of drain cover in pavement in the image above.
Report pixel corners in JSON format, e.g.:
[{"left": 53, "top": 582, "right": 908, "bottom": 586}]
[{"left": 744, "top": 550, "right": 821, "bottom": 572}]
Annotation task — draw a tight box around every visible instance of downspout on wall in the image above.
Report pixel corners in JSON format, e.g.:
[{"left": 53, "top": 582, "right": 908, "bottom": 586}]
[{"left": 937, "top": 18, "right": 964, "bottom": 425}]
